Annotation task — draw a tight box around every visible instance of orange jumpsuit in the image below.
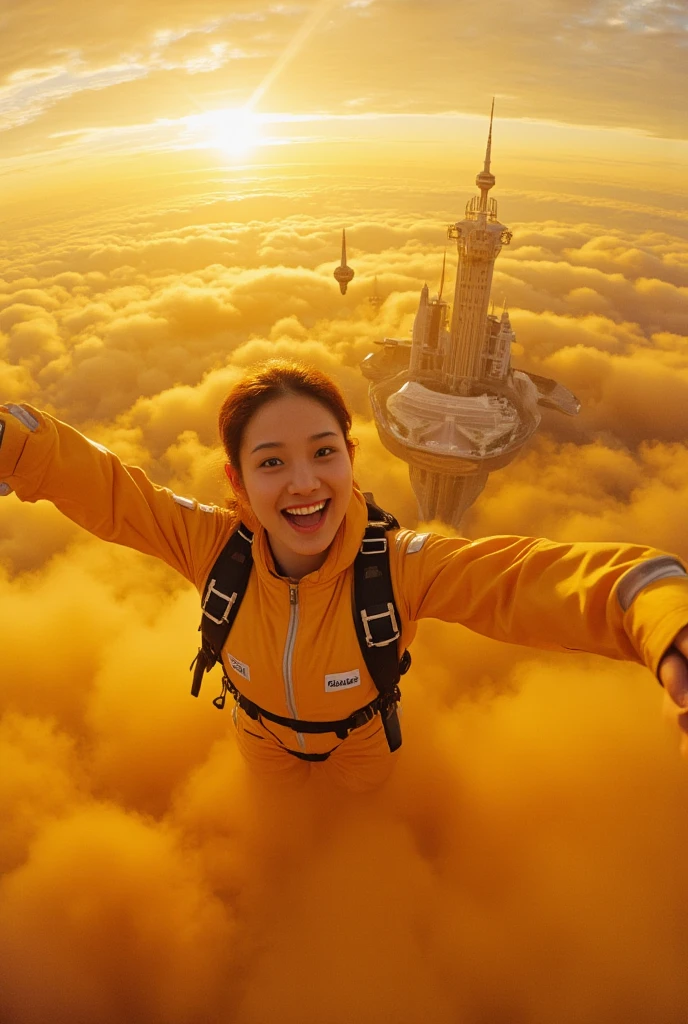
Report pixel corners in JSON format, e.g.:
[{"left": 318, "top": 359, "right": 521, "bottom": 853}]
[{"left": 2, "top": 403, "right": 688, "bottom": 791}]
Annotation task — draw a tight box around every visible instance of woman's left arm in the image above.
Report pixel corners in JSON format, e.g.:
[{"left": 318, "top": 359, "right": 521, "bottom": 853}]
[{"left": 392, "top": 530, "right": 688, "bottom": 682}]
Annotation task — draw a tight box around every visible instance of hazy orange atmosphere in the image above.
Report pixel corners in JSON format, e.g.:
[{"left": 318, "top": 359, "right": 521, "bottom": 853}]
[{"left": 2, "top": 1, "right": 688, "bottom": 1022}]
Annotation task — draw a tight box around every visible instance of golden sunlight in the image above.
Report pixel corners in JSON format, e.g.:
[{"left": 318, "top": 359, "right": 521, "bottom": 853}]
[{"left": 185, "top": 107, "right": 263, "bottom": 157}]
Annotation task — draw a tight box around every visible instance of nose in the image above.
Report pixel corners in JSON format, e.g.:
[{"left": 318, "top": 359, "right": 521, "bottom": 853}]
[{"left": 286, "top": 459, "right": 321, "bottom": 495}]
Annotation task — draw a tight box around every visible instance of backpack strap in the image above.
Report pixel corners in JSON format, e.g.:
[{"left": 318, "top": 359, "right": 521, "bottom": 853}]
[
  {"left": 190, "top": 523, "right": 254, "bottom": 699},
  {"left": 352, "top": 496, "right": 411, "bottom": 752}
]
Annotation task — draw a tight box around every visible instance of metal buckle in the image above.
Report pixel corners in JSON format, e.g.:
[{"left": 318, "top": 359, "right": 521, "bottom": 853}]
[
  {"left": 360, "top": 603, "right": 400, "bottom": 647},
  {"left": 202, "top": 579, "right": 237, "bottom": 625},
  {"left": 360, "top": 536, "right": 388, "bottom": 555}
]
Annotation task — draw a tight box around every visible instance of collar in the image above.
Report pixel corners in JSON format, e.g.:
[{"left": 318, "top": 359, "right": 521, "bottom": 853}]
[{"left": 251, "top": 487, "right": 369, "bottom": 587}]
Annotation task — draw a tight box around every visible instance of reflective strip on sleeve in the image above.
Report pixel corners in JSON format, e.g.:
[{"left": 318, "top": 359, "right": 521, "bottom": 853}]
[
  {"left": 4, "top": 405, "right": 39, "bottom": 432},
  {"left": 617, "top": 556, "right": 688, "bottom": 612},
  {"left": 173, "top": 493, "right": 197, "bottom": 510},
  {"left": 87, "top": 438, "right": 111, "bottom": 455},
  {"left": 406, "top": 532, "right": 430, "bottom": 554}
]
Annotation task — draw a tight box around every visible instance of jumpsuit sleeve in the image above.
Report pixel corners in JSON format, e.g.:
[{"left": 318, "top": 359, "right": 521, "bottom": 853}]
[
  {"left": 0, "top": 403, "right": 235, "bottom": 590},
  {"left": 391, "top": 529, "right": 688, "bottom": 677}
]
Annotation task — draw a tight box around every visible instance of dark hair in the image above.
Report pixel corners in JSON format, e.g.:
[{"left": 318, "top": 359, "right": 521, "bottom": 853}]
[{"left": 218, "top": 360, "right": 357, "bottom": 476}]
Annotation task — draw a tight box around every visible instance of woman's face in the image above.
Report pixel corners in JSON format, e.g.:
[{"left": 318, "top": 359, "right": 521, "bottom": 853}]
[{"left": 227, "top": 393, "right": 354, "bottom": 579}]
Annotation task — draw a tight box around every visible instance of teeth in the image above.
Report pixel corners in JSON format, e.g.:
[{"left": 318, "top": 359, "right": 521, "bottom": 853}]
[{"left": 284, "top": 500, "right": 326, "bottom": 515}]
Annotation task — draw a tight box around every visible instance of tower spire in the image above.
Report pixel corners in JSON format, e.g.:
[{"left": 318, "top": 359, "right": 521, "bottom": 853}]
[
  {"left": 438, "top": 248, "right": 447, "bottom": 301},
  {"left": 341, "top": 228, "right": 347, "bottom": 266},
  {"left": 484, "top": 96, "right": 494, "bottom": 174},
  {"left": 476, "top": 99, "right": 496, "bottom": 213}
]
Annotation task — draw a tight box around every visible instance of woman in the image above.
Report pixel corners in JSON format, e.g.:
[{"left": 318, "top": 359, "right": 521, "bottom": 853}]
[{"left": 2, "top": 360, "right": 688, "bottom": 792}]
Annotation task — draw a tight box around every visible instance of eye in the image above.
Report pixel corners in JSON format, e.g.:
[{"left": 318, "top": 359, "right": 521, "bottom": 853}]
[
  {"left": 259, "top": 457, "right": 283, "bottom": 468},
  {"left": 315, "top": 446, "right": 337, "bottom": 458}
]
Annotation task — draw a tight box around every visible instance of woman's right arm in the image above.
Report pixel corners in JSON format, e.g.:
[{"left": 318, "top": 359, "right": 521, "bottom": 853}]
[{"left": 0, "top": 403, "right": 234, "bottom": 589}]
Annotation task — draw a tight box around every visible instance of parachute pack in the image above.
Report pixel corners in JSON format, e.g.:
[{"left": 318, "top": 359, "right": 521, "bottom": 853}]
[{"left": 190, "top": 497, "right": 410, "bottom": 756}]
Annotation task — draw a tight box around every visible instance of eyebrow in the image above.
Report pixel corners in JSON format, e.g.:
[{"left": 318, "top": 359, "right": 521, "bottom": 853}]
[{"left": 250, "top": 431, "right": 338, "bottom": 455}]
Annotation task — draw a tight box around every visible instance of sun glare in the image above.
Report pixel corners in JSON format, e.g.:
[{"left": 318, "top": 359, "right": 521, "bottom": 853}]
[{"left": 187, "top": 108, "right": 262, "bottom": 157}]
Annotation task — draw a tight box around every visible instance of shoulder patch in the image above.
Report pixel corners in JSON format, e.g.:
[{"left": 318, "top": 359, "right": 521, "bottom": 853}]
[
  {"left": 406, "top": 532, "right": 429, "bottom": 554},
  {"left": 5, "top": 404, "right": 39, "bottom": 432},
  {"left": 87, "top": 438, "right": 111, "bottom": 455},
  {"left": 173, "top": 493, "right": 197, "bottom": 511},
  {"left": 198, "top": 503, "right": 215, "bottom": 514}
]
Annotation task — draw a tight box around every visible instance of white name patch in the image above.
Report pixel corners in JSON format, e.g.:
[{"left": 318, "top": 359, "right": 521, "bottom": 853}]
[
  {"left": 325, "top": 669, "right": 361, "bottom": 692},
  {"left": 227, "top": 653, "right": 251, "bottom": 682}
]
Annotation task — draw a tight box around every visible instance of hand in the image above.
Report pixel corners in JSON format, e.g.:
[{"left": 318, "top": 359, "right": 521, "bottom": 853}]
[{"left": 658, "top": 625, "right": 688, "bottom": 753}]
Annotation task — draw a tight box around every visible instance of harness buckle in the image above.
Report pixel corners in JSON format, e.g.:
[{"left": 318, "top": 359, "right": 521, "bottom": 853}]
[
  {"left": 360, "top": 602, "right": 400, "bottom": 647},
  {"left": 202, "top": 579, "right": 237, "bottom": 625},
  {"left": 360, "top": 536, "right": 388, "bottom": 555}
]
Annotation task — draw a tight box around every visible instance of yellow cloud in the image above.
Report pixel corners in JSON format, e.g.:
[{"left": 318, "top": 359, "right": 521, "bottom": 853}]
[{"left": 2, "top": 176, "right": 688, "bottom": 1022}]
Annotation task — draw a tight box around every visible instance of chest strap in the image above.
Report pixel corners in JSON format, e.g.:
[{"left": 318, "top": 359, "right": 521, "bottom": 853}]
[{"left": 217, "top": 673, "right": 401, "bottom": 742}]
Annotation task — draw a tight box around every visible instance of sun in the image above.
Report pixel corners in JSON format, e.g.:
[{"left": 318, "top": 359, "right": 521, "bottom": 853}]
[{"left": 187, "top": 107, "right": 263, "bottom": 157}]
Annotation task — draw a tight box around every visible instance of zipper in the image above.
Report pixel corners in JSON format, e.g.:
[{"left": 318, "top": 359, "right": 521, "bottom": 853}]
[{"left": 283, "top": 582, "right": 305, "bottom": 750}]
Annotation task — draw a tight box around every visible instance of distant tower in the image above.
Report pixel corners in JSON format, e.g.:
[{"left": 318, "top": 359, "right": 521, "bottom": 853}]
[
  {"left": 446, "top": 98, "right": 512, "bottom": 389},
  {"left": 369, "top": 277, "right": 383, "bottom": 313},
  {"left": 333, "top": 228, "right": 355, "bottom": 295}
]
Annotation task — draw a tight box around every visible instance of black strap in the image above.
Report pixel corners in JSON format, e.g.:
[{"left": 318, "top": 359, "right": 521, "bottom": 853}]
[
  {"left": 351, "top": 497, "right": 409, "bottom": 752},
  {"left": 287, "top": 749, "right": 334, "bottom": 763},
  {"left": 190, "top": 524, "right": 254, "bottom": 697},
  {"left": 216, "top": 672, "right": 393, "bottom": 742},
  {"left": 353, "top": 499, "right": 405, "bottom": 696}
]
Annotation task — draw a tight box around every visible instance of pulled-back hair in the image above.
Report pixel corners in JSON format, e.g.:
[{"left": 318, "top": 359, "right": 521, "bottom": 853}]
[{"left": 218, "top": 360, "right": 357, "bottom": 476}]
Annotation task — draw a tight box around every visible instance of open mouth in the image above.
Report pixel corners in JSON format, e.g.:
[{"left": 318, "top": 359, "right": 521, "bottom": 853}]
[{"left": 281, "top": 498, "right": 330, "bottom": 533}]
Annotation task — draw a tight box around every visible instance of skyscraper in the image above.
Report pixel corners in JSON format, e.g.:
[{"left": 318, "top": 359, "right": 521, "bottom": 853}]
[{"left": 361, "top": 105, "right": 579, "bottom": 528}]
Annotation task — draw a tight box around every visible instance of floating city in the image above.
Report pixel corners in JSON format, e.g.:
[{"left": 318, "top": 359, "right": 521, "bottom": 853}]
[{"left": 355, "top": 104, "right": 580, "bottom": 527}]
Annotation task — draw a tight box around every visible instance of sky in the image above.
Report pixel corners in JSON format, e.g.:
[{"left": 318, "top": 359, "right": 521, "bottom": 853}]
[{"left": 2, "top": 1, "right": 688, "bottom": 1022}]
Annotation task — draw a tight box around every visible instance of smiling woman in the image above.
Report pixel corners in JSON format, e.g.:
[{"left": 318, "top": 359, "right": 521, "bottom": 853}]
[
  {"left": 2, "top": 360, "right": 688, "bottom": 793},
  {"left": 219, "top": 365, "right": 356, "bottom": 579}
]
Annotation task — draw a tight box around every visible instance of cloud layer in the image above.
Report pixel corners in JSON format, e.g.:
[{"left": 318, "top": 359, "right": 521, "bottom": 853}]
[{"left": 2, "top": 168, "right": 688, "bottom": 1022}]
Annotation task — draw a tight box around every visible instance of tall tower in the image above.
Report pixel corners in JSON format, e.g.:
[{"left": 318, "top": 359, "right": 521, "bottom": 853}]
[
  {"left": 446, "top": 99, "right": 512, "bottom": 389},
  {"left": 369, "top": 277, "right": 383, "bottom": 313},
  {"left": 360, "top": 102, "right": 580, "bottom": 529}
]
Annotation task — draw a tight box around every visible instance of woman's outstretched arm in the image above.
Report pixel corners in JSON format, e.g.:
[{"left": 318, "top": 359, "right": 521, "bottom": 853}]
[
  {"left": 0, "top": 403, "right": 234, "bottom": 590},
  {"left": 391, "top": 529, "right": 688, "bottom": 681}
]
